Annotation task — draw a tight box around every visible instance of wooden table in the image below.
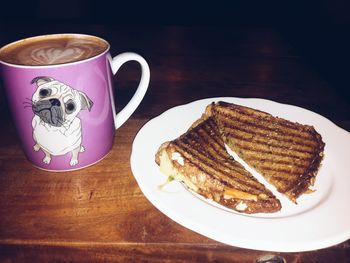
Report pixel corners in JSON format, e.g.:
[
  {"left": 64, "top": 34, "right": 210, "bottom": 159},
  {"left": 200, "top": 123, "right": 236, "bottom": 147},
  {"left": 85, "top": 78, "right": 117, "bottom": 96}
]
[{"left": 1, "top": 25, "right": 349, "bottom": 262}]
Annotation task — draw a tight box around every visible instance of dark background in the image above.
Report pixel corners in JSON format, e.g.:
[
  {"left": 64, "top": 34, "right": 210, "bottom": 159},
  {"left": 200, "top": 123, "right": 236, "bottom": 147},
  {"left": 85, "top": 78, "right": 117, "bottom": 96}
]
[
  {"left": 1, "top": 1, "right": 349, "bottom": 26},
  {"left": 1, "top": 0, "right": 350, "bottom": 100}
]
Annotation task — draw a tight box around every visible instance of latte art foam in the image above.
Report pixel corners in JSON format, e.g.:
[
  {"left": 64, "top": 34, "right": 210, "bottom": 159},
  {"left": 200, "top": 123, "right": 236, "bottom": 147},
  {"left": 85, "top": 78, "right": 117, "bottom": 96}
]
[
  {"left": 28, "top": 39, "right": 97, "bottom": 65},
  {"left": 0, "top": 34, "right": 108, "bottom": 66}
]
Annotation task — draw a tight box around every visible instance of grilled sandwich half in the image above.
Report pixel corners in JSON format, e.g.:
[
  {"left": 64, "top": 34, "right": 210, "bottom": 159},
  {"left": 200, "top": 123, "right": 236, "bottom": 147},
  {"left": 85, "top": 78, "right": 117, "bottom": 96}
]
[
  {"left": 155, "top": 115, "right": 282, "bottom": 214},
  {"left": 207, "top": 101, "right": 325, "bottom": 203}
]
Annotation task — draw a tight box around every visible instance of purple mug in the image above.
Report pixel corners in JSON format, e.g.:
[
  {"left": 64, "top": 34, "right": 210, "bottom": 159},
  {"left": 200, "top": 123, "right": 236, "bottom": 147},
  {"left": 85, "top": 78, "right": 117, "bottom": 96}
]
[{"left": 0, "top": 33, "right": 150, "bottom": 171}]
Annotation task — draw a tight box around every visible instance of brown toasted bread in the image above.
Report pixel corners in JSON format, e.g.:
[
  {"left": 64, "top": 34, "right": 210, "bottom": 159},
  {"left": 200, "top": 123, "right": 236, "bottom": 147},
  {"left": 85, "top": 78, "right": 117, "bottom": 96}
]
[
  {"left": 155, "top": 115, "right": 281, "bottom": 214},
  {"left": 207, "top": 101, "right": 325, "bottom": 203}
]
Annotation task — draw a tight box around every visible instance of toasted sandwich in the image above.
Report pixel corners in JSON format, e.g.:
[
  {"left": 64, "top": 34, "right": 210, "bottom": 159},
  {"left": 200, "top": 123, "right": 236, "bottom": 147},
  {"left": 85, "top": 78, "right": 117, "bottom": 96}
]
[
  {"left": 155, "top": 115, "right": 282, "bottom": 214},
  {"left": 207, "top": 101, "right": 325, "bottom": 203}
]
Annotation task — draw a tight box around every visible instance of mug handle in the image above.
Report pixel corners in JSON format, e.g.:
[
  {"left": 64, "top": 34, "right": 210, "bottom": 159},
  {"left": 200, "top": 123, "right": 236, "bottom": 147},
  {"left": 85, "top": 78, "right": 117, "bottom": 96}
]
[{"left": 110, "top": 52, "right": 150, "bottom": 129}]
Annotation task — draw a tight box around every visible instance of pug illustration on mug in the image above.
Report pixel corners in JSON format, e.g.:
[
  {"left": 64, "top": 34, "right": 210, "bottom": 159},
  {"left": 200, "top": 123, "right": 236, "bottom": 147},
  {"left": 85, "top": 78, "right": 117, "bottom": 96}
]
[{"left": 31, "top": 77, "right": 93, "bottom": 166}]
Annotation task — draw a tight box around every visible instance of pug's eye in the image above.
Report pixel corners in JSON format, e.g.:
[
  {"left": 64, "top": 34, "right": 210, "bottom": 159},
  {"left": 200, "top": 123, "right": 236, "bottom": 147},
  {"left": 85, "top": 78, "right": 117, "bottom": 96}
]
[
  {"left": 39, "top": 88, "right": 51, "bottom": 98},
  {"left": 65, "top": 99, "right": 76, "bottom": 114}
]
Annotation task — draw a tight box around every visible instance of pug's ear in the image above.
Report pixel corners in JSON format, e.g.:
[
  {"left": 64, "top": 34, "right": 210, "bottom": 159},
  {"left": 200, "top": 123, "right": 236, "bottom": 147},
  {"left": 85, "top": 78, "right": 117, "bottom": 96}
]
[
  {"left": 31, "top": 76, "right": 54, "bottom": 86},
  {"left": 79, "top": 92, "right": 94, "bottom": 111}
]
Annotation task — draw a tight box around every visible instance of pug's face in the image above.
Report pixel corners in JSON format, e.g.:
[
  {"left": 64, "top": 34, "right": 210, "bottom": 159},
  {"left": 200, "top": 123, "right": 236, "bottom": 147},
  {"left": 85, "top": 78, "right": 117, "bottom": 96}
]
[{"left": 31, "top": 77, "right": 93, "bottom": 127}]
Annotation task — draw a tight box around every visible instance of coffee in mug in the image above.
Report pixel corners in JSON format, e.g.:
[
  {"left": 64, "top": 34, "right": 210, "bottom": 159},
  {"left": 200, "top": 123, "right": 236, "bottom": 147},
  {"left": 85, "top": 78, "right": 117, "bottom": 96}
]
[
  {"left": 0, "top": 34, "right": 108, "bottom": 66},
  {"left": 0, "top": 33, "right": 150, "bottom": 172}
]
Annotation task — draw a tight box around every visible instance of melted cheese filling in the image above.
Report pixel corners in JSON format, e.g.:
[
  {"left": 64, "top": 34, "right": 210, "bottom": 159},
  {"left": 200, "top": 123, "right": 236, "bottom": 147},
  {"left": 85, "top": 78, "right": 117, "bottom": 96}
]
[{"left": 158, "top": 149, "right": 198, "bottom": 192}]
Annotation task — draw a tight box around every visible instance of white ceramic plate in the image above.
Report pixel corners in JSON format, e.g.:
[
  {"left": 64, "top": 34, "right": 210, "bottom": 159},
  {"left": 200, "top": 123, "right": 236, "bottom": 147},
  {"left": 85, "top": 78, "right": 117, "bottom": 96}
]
[{"left": 130, "top": 97, "right": 350, "bottom": 252}]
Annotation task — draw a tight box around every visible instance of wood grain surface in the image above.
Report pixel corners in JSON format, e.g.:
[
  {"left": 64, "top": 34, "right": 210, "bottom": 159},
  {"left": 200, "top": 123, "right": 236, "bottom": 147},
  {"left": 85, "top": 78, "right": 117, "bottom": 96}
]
[{"left": 0, "top": 25, "right": 349, "bottom": 262}]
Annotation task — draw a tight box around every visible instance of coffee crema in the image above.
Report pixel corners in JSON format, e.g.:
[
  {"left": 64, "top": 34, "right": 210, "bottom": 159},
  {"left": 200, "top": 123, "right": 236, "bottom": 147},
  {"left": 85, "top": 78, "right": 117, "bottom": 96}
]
[{"left": 0, "top": 34, "right": 109, "bottom": 66}]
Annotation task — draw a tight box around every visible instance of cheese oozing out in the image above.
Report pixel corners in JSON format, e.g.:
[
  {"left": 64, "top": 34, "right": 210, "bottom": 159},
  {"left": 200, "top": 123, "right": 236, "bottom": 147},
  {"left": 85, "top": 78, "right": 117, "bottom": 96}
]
[{"left": 158, "top": 149, "right": 198, "bottom": 191}]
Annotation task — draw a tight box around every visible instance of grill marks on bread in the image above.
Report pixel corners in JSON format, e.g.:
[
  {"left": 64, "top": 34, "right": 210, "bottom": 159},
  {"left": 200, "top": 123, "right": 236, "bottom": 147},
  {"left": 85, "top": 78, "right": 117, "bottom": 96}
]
[{"left": 209, "top": 101, "right": 325, "bottom": 202}]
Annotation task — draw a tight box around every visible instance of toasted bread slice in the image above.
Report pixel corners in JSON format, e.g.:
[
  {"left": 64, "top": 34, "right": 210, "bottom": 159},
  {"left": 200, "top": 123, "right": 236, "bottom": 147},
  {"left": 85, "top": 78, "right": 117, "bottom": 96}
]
[
  {"left": 155, "top": 116, "right": 281, "bottom": 214},
  {"left": 207, "top": 101, "right": 325, "bottom": 203}
]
